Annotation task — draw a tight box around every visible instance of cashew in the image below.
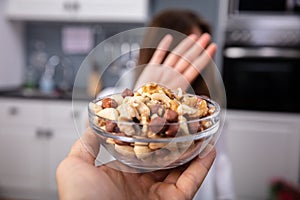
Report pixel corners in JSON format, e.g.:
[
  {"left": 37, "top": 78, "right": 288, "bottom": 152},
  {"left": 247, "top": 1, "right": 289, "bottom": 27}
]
[
  {"left": 151, "top": 93, "right": 171, "bottom": 108},
  {"left": 117, "top": 116, "right": 136, "bottom": 136},
  {"left": 110, "top": 94, "right": 124, "bottom": 106},
  {"left": 177, "top": 104, "right": 196, "bottom": 116},
  {"left": 182, "top": 95, "right": 198, "bottom": 107},
  {"left": 208, "top": 106, "right": 216, "bottom": 115},
  {"left": 176, "top": 88, "right": 183, "bottom": 99},
  {"left": 129, "top": 95, "right": 148, "bottom": 104},
  {"left": 134, "top": 144, "right": 152, "bottom": 159},
  {"left": 115, "top": 144, "right": 135, "bottom": 158},
  {"left": 136, "top": 102, "right": 150, "bottom": 124},
  {"left": 148, "top": 133, "right": 167, "bottom": 150},
  {"left": 117, "top": 103, "right": 139, "bottom": 120},
  {"left": 89, "top": 102, "right": 102, "bottom": 113},
  {"left": 106, "top": 138, "right": 116, "bottom": 144},
  {"left": 97, "top": 108, "right": 119, "bottom": 120},
  {"left": 179, "top": 116, "right": 189, "bottom": 136},
  {"left": 149, "top": 142, "right": 166, "bottom": 150}
]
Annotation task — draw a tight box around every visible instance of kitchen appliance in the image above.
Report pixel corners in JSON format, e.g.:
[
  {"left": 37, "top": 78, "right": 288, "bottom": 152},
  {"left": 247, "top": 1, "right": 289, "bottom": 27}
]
[
  {"left": 229, "top": 0, "right": 300, "bottom": 14},
  {"left": 222, "top": 15, "right": 300, "bottom": 113}
]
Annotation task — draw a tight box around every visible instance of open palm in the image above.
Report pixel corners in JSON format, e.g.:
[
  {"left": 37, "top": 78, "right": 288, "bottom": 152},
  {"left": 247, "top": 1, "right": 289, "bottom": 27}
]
[
  {"left": 56, "top": 128, "right": 216, "bottom": 200},
  {"left": 135, "top": 33, "right": 217, "bottom": 91}
]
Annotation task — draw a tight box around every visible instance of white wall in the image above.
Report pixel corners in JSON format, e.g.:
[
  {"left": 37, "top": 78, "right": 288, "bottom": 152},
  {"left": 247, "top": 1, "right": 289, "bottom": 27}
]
[{"left": 0, "top": 0, "right": 24, "bottom": 89}]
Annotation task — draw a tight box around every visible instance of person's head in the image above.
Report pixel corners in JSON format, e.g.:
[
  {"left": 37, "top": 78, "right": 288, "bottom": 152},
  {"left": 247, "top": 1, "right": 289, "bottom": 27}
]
[{"left": 137, "top": 9, "right": 212, "bottom": 96}]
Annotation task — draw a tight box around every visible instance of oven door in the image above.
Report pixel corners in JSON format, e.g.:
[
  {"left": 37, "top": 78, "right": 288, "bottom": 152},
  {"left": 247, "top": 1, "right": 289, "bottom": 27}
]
[{"left": 223, "top": 47, "right": 300, "bottom": 113}]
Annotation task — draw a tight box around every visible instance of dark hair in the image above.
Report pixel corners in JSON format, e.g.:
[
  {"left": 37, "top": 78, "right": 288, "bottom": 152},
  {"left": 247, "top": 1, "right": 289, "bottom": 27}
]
[{"left": 137, "top": 9, "right": 212, "bottom": 96}]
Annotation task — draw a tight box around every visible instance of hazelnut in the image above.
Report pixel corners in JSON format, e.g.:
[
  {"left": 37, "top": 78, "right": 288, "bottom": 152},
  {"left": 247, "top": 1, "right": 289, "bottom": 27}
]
[
  {"left": 150, "top": 104, "right": 165, "bottom": 116},
  {"left": 102, "top": 98, "right": 118, "bottom": 109},
  {"left": 154, "top": 148, "right": 170, "bottom": 157},
  {"left": 149, "top": 117, "right": 167, "bottom": 134},
  {"left": 165, "top": 124, "right": 180, "bottom": 137},
  {"left": 105, "top": 121, "right": 119, "bottom": 132},
  {"left": 164, "top": 109, "right": 178, "bottom": 122},
  {"left": 122, "top": 88, "right": 134, "bottom": 98},
  {"left": 114, "top": 132, "right": 129, "bottom": 145},
  {"left": 188, "top": 122, "right": 203, "bottom": 134}
]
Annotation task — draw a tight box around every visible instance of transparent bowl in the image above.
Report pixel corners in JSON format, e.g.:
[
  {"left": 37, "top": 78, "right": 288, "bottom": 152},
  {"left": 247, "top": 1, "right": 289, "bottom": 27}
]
[{"left": 89, "top": 94, "right": 220, "bottom": 170}]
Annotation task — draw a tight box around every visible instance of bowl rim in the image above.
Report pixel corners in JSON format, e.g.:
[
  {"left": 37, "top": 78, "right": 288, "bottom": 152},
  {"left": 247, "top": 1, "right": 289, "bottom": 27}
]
[
  {"left": 89, "top": 94, "right": 221, "bottom": 143},
  {"left": 90, "top": 120, "right": 220, "bottom": 143},
  {"left": 90, "top": 94, "right": 220, "bottom": 124}
]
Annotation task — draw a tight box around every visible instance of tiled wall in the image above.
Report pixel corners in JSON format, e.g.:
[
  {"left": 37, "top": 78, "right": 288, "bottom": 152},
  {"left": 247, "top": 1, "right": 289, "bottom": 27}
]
[{"left": 25, "top": 22, "right": 144, "bottom": 90}]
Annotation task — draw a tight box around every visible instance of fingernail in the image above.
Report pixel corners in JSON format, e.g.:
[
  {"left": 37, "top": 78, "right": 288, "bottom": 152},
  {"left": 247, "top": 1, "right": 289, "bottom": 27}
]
[
  {"left": 200, "top": 33, "right": 211, "bottom": 41},
  {"left": 163, "top": 34, "right": 173, "bottom": 41},
  {"left": 188, "top": 34, "right": 198, "bottom": 41}
]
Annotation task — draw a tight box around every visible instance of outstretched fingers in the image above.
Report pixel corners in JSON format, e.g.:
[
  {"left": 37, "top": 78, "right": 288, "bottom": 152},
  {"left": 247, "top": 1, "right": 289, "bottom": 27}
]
[
  {"left": 183, "top": 43, "right": 217, "bottom": 83},
  {"left": 162, "top": 34, "right": 198, "bottom": 67},
  {"left": 173, "top": 33, "right": 212, "bottom": 73},
  {"left": 149, "top": 34, "right": 173, "bottom": 65}
]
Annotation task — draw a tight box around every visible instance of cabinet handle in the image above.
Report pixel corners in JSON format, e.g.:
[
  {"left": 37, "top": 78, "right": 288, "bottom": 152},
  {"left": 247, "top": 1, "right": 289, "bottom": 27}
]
[
  {"left": 36, "top": 129, "right": 53, "bottom": 139},
  {"left": 63, "top": 2, "right": 72, "bottom": 10},
  {"left": 36, "top": 129, "right": 44, "bottom": 138},
  {"left": 44, "top": 130, "right": 53, "bottom": 139},
  {"left": 73, "top": 1, "right": 80, "bottom": 11},
  {"left": 8, "top": 106, "right": 18, "bottom": 116}
]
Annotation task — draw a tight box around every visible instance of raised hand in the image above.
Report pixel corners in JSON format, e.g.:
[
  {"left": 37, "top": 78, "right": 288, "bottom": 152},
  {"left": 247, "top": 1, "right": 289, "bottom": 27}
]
[{"left": 135, "top": 33, "right": 217, "bottom": 91}]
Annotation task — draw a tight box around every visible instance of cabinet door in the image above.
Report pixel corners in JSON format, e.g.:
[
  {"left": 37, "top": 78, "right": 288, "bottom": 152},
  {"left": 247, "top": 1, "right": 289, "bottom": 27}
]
[
  {"left": 76, "top": 0, "right": 148, "bottom": 22},
  {"left": 44, "top": 101, "right": 88, "bottom": 137},
  {"left": 0, "top": 126, "right": 45, "bottom": 190},
  {"left": 226, "top": 111, "right": 300, "bottom": 200},
  {"left": 5, "top": 0, "right": 148, "bottom": 22},
  {"left": 5, "top": 0, "right": 75, "bottom": 21},
  {"left": 43, "top": 101, "right": 86, "bottom": 191},
  {"left": 47, "top": 127, "right": 78, "bottom": 192}
]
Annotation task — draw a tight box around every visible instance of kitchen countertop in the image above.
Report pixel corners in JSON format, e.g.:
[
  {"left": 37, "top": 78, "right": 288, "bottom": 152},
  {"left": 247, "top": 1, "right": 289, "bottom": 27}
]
[{"left": 0, "top": 87, "right": 90, "bottom": 101}]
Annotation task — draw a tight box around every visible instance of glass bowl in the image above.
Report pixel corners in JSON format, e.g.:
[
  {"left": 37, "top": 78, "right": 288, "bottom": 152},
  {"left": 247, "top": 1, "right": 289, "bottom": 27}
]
[{"left": 88, "top": 94, "right": 220, "bottom": 171}]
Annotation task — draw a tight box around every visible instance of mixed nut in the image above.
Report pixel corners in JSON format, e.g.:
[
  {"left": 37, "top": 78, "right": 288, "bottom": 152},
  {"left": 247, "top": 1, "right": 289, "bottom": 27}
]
[{"left": 89, "top": 82, "right": 217, "bottom": 165}]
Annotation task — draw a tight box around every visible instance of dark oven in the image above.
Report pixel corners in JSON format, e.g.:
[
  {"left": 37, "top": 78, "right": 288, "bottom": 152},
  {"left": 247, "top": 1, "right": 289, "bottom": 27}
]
[
  {"left": 222, "top": 16, "right": 300, "bottom": 113},
  {"left": 229, "top": 0, "right": 300, "bottom": 14}
]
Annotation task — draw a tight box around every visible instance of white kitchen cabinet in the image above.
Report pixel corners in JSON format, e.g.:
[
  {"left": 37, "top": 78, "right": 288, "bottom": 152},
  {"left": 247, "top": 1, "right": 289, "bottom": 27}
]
[
  {"left": 0, "top": 127, "right": 45, "bottom": 191},
  {"left": 226, "top": 110, "right": 300, "bottom": 200},
  {"left": 0, "top": 98, "right": 88, "bottom": 199},
  {"left": 5, "top": 0, "right": 149, "bottom": 22},
  {"left": 5, "top": 0, "right": 75, "bottom": 21},
  {"left": 47, "top": 126, "right": 78, "bottom": 192},
  {"left": 75, "top": 0, "right": 148, "bottom": 22},
  {"left": 44, "top": 102, "right": 85, "bottom": 192}
]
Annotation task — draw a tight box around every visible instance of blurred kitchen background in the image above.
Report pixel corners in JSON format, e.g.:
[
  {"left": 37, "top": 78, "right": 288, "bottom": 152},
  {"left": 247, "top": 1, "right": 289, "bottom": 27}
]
[{"left": 0, "top": 0, "right": 300, "bottom": 199}]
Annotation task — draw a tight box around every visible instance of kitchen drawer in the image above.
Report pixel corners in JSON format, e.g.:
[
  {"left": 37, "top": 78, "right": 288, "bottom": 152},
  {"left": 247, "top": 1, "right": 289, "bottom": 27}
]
[
  {"left": 0, "top": 99, "right": 43, "bottom": 126},
  {"left": 43, "top": 101, "right": 87, "bottom": 130}
]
